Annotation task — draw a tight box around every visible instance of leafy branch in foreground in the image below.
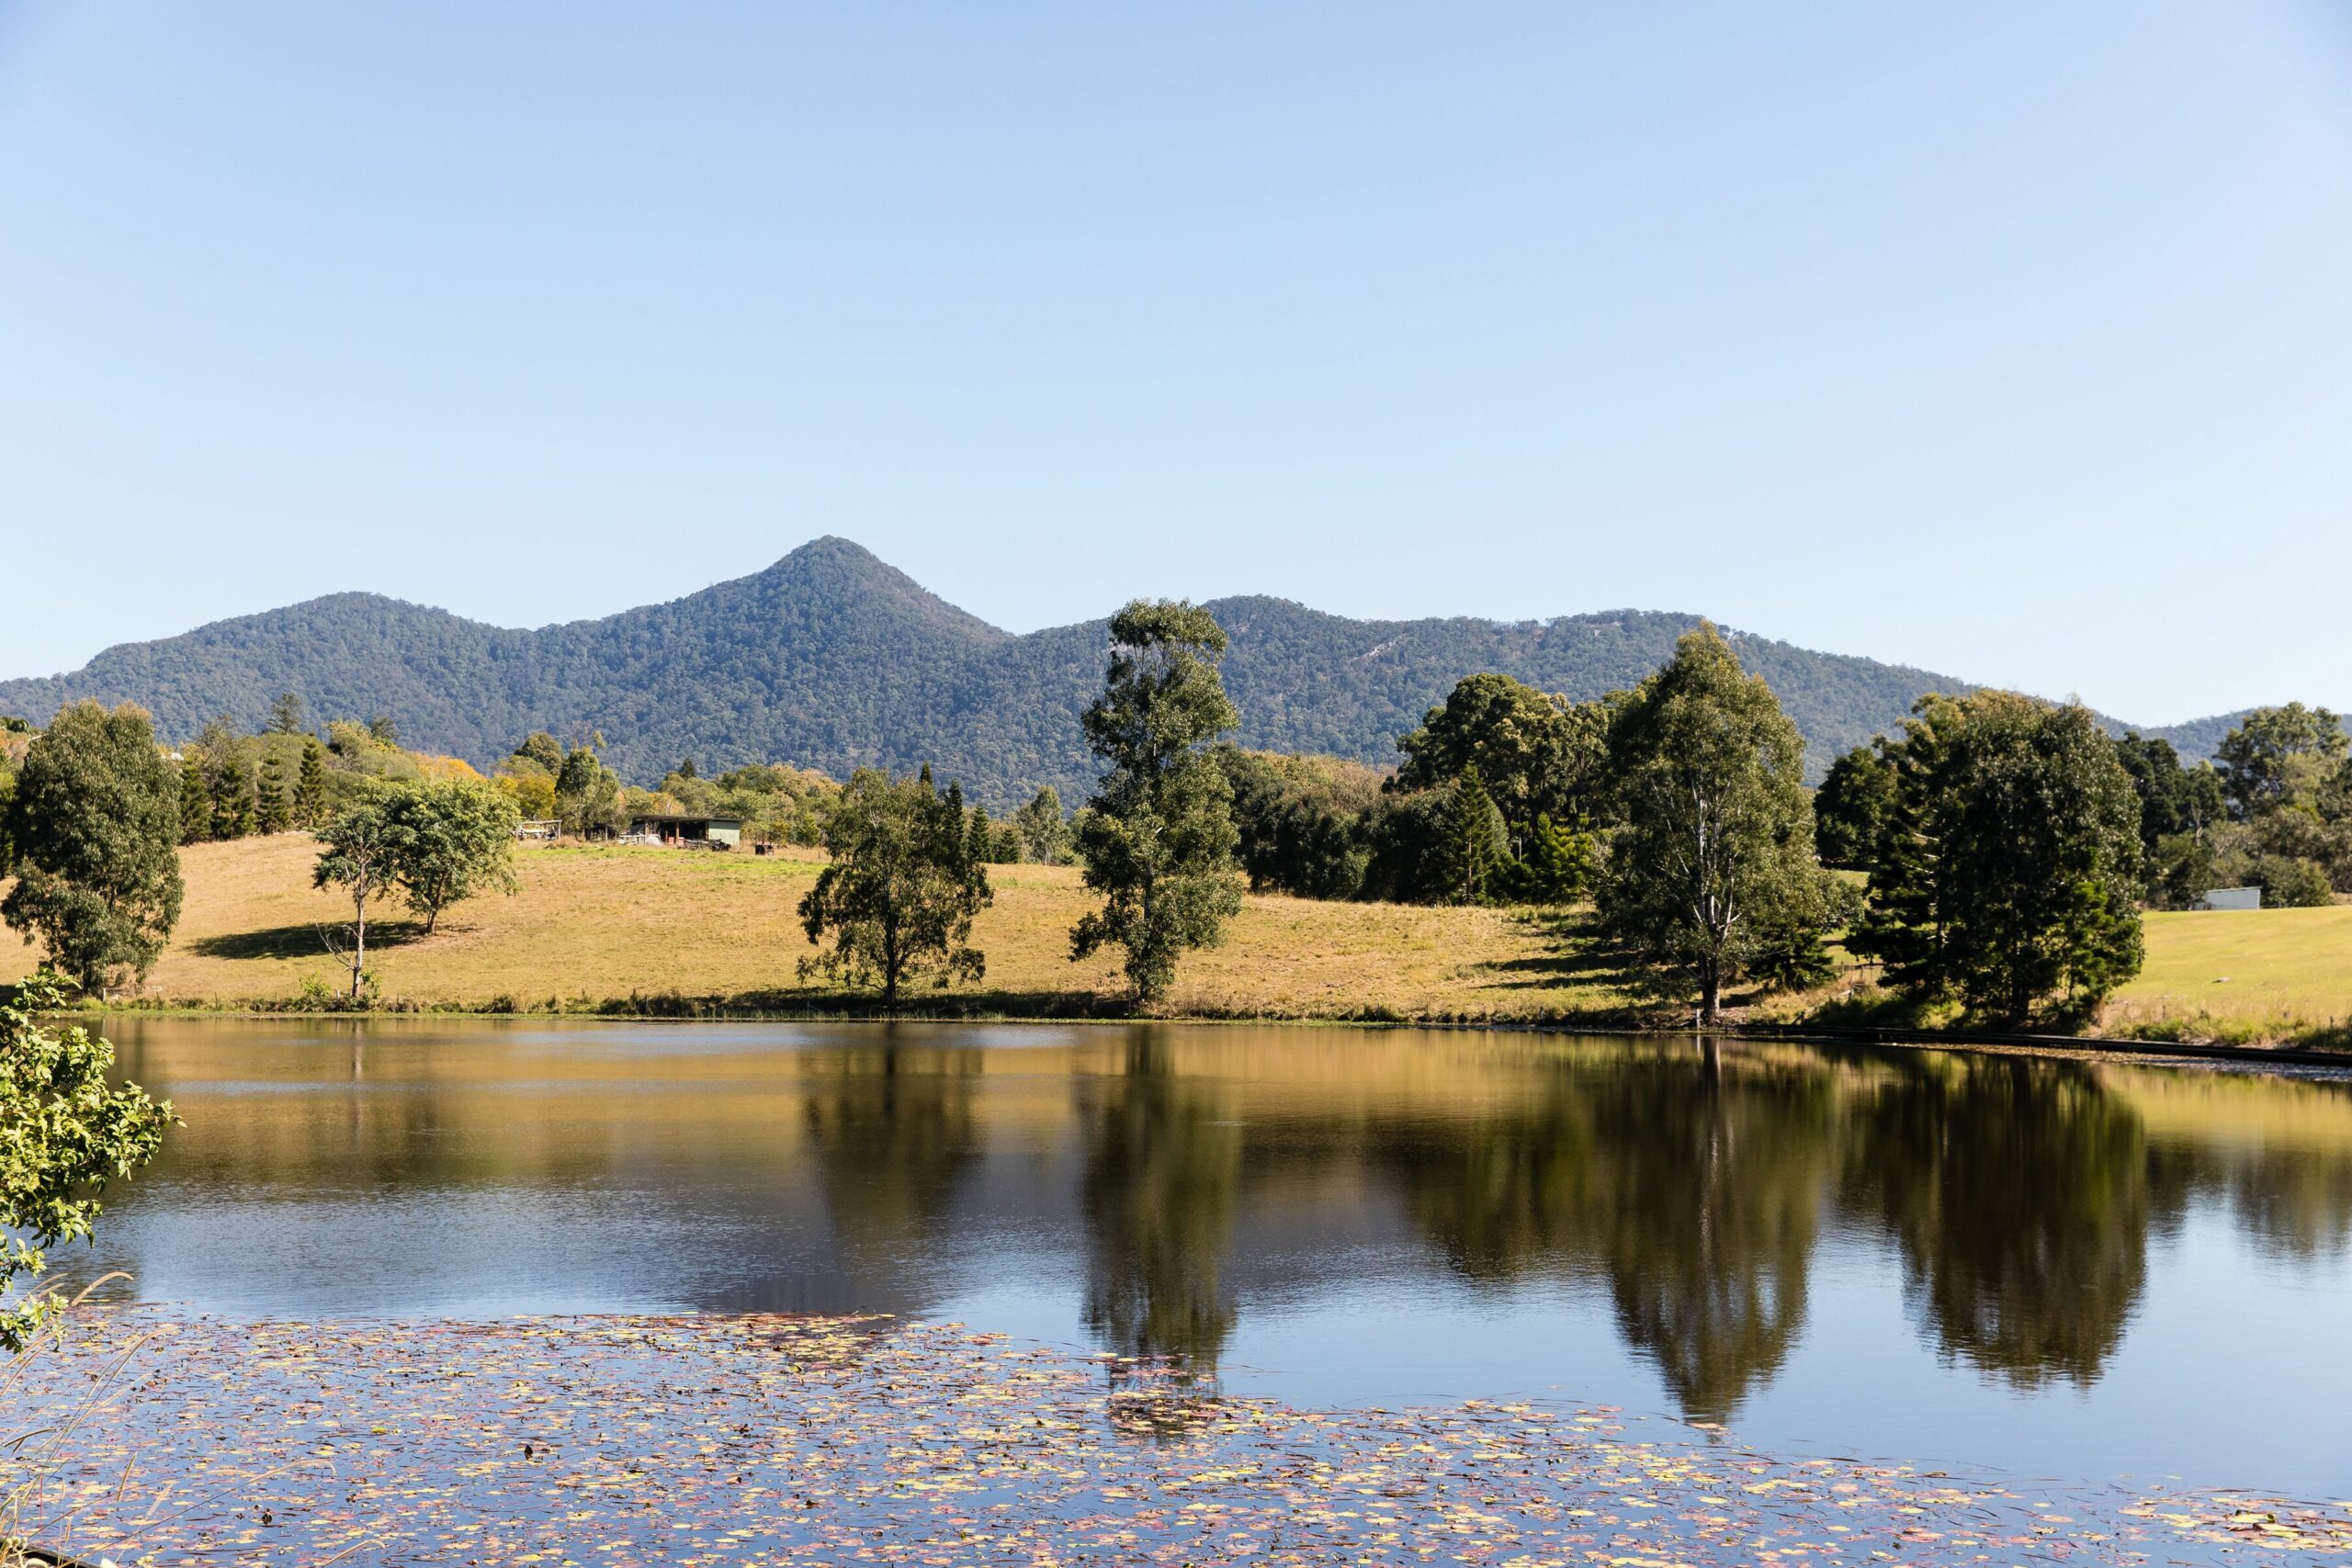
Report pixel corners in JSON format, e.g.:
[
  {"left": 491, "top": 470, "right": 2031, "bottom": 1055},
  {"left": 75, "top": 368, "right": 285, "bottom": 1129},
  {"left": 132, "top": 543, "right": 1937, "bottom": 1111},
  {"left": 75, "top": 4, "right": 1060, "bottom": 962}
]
[{"left": 0, "top": 972, "right": 173, "bottom": 1352}]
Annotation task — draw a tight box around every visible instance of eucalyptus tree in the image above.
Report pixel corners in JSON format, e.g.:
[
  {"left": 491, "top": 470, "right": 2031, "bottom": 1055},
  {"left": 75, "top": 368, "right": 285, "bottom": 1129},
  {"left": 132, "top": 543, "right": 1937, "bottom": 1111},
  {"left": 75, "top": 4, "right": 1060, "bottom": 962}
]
[
  {"left": 798, "top": 766, "right": 991, "bottom": 1010},
  {"left": 312, "top": 786, "right": 401, "bottom": 1003},
  {"left": 1597, "top": 625, "right": 1827, "bottom": 1023},
  {"left": 385, "top": 779, "right": 521, "bottom": 934},
  {"left": 1070, "top": 601, "right": 1242, "bottom": 1005}
]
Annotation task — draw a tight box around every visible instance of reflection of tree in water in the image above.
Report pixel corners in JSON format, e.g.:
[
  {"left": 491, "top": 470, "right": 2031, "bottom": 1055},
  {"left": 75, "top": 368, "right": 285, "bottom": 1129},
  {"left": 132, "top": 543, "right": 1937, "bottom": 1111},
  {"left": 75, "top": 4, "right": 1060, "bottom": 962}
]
[
  {"left": 1385, "top": 1043, "right": 1838, "bottom": 1424},
  {"left": 2218, "top": 1143, "right": 2352, "bottom": 1261},
  {"left": 1842, "top": 1055, "right": 2155, "bottom": 1388},
  {"left": 801, "top": 1041, "right": 984, "bottom": 1300},
  {"left": 1076, "top": 1033, "right": 1240, "bottom": 1382}
]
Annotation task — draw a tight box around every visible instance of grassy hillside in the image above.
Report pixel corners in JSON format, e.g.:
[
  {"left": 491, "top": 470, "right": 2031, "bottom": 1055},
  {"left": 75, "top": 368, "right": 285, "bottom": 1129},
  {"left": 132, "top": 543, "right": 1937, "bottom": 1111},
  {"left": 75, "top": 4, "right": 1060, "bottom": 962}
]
[
  {"left": 5, "top": 836, "right": 2345, "bottom": 1043},
  {"left": 0, "top": 837, "right": 1627, "bottom": 1022}
]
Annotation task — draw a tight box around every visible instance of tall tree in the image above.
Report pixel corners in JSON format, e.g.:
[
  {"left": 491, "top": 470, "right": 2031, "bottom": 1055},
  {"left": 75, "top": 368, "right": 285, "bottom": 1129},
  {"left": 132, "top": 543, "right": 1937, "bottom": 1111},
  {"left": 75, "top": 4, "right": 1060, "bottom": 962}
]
[
  {"left": 177, "top": 751, "right": 213, "bottom": 846},
  {"left": 312, "top": 789, "right": 400, "bottom": 1003},
  {"left": 210, "top": 751, "right": 256, "bottom": 840},
  {"left": 0, "top": 975, "right": 173, "bottom": 1349},
  {"left": 269, "top": 691, "right": 306, "bottom": 736},
  {"left": 1851, "top": 693, "right": 2144, "bottom": 1023},
  {"left": 295, "top": 737, "right": 330, "bottom": 829},
  {"left": 555, "top": 744, "right": 627, "bottom": 837},
  {"left": 255, "top": 753, "right": 292, "bottom": 834},
  {"left": 0, "top": 702, "right": 185, "bottom": 992},
  {"left": 1596, "top": 626, "right": 1826, "bottom": 1023},
  {"left": 798, "top": 766, "right": 991, "bottom": 1009},
  {"left": 514, "top": 731, "right": 565, "bottom": 773},
  {"left": 384, "top": 780, "right": 522, "bottom": 934},
  {"left": 1070, "top": 602, "right": 1242, "bottom": 1005},
  {"left": 2215, "top": 703, "right": 2346, "bottom": 819},
  {"left": 1441, "top": 764, "right": 1511, "bottom": 905},
  {"left": 1013, "top": 785, "right": 1070, "bottom": 865}
]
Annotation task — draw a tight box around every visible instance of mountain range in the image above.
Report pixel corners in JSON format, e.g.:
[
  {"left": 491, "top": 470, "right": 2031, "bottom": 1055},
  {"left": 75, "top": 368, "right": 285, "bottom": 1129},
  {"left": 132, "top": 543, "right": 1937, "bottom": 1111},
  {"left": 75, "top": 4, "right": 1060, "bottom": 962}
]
[{"left": 0, "top": 537, "right": 2245, "bottom": 807}]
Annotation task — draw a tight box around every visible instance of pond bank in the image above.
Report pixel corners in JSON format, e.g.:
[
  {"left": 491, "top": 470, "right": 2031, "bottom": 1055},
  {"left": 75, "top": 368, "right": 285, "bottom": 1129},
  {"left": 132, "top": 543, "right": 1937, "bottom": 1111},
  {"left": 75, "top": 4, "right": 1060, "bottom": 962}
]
[{"left": 7, "top": 1312, "right": 2346, "bottom": 1566}]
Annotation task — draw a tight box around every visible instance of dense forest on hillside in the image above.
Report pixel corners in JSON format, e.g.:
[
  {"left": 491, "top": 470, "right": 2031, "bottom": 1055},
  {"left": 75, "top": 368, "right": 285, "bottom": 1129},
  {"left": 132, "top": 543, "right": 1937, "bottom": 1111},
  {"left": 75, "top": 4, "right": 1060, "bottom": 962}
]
[{"left": 0, "top": 537, "right": 2245, "bottom": 807}]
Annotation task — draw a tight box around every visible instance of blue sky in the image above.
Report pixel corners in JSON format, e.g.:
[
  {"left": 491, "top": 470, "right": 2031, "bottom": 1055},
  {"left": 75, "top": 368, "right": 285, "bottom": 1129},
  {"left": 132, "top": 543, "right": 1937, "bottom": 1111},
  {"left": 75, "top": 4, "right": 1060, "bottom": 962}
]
[{"left": 2, "top": 2, "right": 2347, "bottom": 723}]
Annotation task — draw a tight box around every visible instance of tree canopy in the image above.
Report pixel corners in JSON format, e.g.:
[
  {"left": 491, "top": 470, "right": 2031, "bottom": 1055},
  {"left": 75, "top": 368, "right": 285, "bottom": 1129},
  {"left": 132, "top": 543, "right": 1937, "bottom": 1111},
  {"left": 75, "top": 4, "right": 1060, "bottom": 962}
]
[
  {"left": 1596, "top": 626, "right": 1829, "bottom": 1022},
  {"left": 798, "top": 766, "right": 992, "bottom": 1008},
  {"left": 1070, "top": 601, "right": 1243, "bottom": 1004},
  {"left": 384, "top": 779, "right": 522, "bottom": 934},
  {"left": 1852, "top": 693, "right": 2144, "bottom": 1023},
  {"left": 0, "top": 701, "right": 184, "bottom": 992}
]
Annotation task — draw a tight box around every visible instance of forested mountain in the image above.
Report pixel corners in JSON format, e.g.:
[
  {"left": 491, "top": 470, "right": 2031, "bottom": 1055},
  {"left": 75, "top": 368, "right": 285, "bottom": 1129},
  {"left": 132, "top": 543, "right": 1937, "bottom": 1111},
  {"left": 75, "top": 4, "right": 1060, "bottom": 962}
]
[{"left": 0, "top": 537, "right": 2240, "bottom": 807}]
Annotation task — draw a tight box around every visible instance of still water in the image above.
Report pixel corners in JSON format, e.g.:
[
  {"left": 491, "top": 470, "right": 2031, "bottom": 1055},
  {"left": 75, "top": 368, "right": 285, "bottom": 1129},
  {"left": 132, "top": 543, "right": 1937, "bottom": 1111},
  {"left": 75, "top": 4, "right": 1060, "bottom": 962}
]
[{"left": 66, "top": 1019, "right": 2352, "bottom": 1495}]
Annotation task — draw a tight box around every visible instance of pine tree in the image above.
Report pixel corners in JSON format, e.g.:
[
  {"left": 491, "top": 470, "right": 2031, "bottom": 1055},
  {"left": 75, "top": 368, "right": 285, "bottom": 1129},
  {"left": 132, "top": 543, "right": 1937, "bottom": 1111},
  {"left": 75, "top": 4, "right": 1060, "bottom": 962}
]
[
  {"left": 296, "top": 738, "right": 329, "bottom": 829},
  {"left": 256, "top": 754, "right": 292, "bottom": 834},
  {"left": 179, "top": 753, "right": 212, "bottom": 845},
  {"left": 1511, "top": 812, "right": 1595, "bottom": 905},
  {"left": 966, "top": 805, "right": 994, "bottom": 866},
  {"left": 1442, "top": 764, "right": 1511, "bottom": 904},
  {"left": 210, "top": 754, "right": 256, "bottom": 840}
]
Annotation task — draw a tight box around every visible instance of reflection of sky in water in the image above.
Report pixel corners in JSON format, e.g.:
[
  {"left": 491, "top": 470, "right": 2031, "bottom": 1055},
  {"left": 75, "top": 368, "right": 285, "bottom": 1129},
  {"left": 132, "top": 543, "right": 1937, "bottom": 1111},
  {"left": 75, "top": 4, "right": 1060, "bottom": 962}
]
[{"left": 57, "top": 1017, "right": 2352, "bottom": 1496}]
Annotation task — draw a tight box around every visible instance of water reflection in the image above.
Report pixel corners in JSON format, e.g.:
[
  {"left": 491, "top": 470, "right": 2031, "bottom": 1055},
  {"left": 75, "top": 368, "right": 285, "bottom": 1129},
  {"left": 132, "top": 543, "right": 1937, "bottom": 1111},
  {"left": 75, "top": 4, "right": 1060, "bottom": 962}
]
[
  {"left": 1078, "top": 1033, "right": 1241, "bottom": 1376},
  {"left": 77, "top": 1020, "right": 2352, "bottom": 1481}
]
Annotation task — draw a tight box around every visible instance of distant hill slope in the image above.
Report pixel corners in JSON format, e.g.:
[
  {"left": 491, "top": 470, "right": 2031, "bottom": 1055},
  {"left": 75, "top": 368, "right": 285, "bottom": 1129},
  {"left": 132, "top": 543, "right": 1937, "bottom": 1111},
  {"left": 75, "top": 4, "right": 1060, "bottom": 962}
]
[{"left": 0, "top": 537, "right": 2245, "bottom": 807}]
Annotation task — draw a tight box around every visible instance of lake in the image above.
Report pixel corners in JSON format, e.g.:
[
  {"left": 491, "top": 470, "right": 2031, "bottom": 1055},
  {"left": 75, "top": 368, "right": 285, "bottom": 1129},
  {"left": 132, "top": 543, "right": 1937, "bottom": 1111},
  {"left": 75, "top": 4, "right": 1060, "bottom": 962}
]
[{"left": 62, "top": 1018, "right": 2352, "bottom": 1497}]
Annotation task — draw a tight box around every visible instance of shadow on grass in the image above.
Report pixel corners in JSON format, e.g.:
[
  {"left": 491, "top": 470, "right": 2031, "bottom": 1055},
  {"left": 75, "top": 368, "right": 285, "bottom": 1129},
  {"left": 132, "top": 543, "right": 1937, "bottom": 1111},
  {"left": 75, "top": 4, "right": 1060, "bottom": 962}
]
[
  {"left": 187, "top": 920, "right": 432, "bottom": 961},
  {"left": 1476, "top": 909, "right": 1649, "bottom": 993}
]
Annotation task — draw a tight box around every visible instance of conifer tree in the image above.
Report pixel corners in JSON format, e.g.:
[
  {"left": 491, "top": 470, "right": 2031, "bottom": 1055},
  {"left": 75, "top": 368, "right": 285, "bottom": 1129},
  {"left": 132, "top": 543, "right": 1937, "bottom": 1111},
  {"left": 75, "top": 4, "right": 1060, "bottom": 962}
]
[
  {"left": 296, "top": 738, "right": 329, "bottom": 829},
  {"left": 256, "top": 754, "right": 292, "bottom": 834},
  {"left": 1442, "top": 764, "right": 1511, "bottom": 904},
  {"left": 178, "top": 753, "right": 212, "bottom": 846},
  {"left": 966, "top": 805, "right": 994, "bottom": 866},
  {"left": 1512, "top": 812, "right": 1595, "bottom": 905},
  {"left": 210, "top": 754, "right": 255, "bottom": 840}
]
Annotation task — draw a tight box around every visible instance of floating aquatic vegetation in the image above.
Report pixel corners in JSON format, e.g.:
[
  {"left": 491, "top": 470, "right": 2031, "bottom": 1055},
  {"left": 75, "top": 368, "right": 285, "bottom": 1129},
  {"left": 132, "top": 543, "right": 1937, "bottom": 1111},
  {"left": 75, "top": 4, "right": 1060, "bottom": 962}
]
[{"left": 3, "top": 1311, "right": 2346, "bottom": 1565}]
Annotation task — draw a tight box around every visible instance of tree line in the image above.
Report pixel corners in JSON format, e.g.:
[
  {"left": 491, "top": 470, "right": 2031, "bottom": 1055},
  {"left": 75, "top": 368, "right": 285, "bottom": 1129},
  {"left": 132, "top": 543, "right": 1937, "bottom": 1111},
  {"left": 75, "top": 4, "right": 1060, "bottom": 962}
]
[
  {"left": 5, "top": 622, "right": 2345, "bottom": 1024},
  {"left": 0, "top": 698, "right": 522, "bottom": 998}
]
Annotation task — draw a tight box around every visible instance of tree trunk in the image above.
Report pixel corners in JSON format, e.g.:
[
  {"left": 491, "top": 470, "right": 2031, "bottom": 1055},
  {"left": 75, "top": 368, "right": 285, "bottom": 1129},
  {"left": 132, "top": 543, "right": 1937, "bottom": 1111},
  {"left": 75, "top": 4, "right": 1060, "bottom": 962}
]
[
  {"left": 350, "top": 890, "right": 368, "bottom": 1002},
  {"left": 1699, "top": 964, "right": 1722, "bottom": 1026}
]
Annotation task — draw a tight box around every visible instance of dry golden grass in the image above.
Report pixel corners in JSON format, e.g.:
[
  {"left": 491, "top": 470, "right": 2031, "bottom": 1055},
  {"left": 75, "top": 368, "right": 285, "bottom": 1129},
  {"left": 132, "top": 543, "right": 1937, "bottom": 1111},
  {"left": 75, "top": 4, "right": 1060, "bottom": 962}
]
[
  {"left": 0, "top": 836, "right": 1623, "bottom": 1021},
  {"left": 6, "top": 837, "right": 2346, "bottom": 1038}
]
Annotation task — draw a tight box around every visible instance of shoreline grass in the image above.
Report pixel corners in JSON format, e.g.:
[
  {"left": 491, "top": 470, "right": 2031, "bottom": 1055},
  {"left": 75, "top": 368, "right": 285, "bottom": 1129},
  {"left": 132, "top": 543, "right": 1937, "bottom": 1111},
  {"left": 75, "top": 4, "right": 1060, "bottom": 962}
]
[{"left": 5, "top": 835, "right": 2347, "bottom": 1050}]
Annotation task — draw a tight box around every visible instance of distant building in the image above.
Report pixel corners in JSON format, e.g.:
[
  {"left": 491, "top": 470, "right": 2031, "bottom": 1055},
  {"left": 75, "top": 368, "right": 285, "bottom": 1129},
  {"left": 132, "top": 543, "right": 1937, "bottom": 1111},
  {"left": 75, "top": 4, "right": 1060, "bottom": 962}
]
[
  {"left": 2195, "top": 886, "right": 2261, "bottom": 911},
  {"left": 624, "top": 812, "right": 744, "bottom": 849}
]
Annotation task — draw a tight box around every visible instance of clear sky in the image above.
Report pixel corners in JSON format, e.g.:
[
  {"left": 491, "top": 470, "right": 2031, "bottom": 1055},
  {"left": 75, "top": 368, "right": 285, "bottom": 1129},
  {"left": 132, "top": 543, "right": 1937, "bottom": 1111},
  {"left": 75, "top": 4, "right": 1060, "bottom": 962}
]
[{"left": 3, "top": 3, "right": 2347, "bottom": 724}]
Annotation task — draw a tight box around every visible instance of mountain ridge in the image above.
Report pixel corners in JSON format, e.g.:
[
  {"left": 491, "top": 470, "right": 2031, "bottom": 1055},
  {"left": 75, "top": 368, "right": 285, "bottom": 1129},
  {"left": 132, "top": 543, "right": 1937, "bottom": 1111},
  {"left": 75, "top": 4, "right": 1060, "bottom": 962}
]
[{"left": 0, "top": 536, "right": 2250, "bottom": 807}]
